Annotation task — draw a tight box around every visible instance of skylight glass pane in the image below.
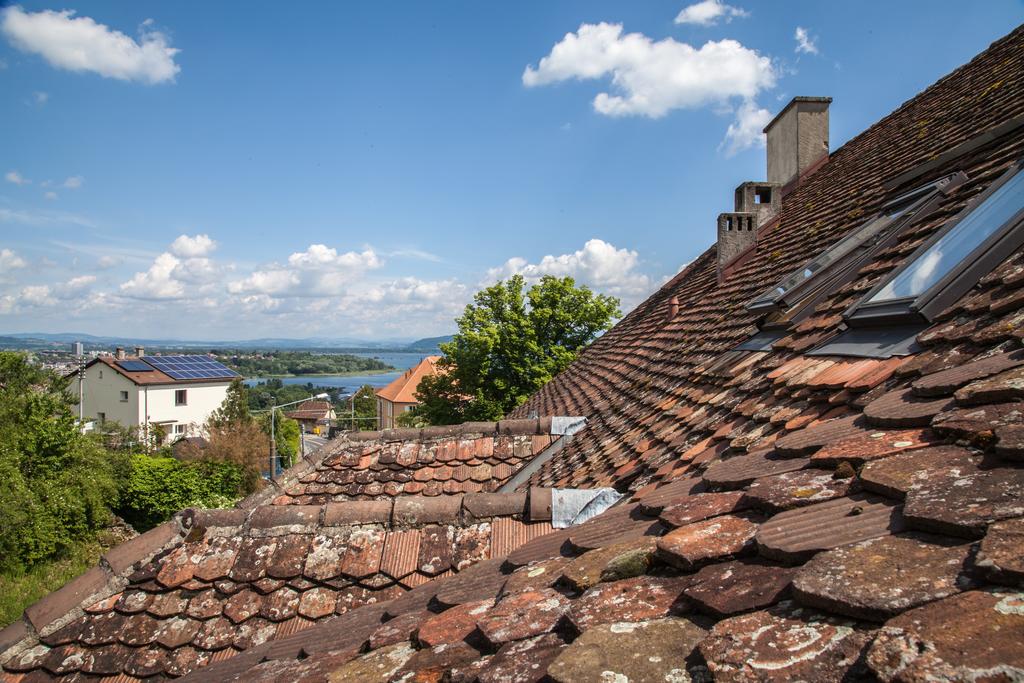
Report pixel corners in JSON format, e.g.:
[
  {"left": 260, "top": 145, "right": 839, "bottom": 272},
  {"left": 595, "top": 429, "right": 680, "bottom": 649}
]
[
  {"left": 749, "top": 205, "right": 906, "bottom": 309},
  {"left": 869, "top": 169, "right": 1024, "bottom": 303}
]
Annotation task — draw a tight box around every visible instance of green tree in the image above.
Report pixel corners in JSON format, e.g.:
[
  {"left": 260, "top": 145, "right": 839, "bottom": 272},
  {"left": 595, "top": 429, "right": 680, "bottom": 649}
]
[
  {"left": 257, "top": 413, "right": 301, "bottom": 469},
  {"left": 0, "top": 352, "right": 120, "bottom": 574},
  {"left": 413, "top": 275, "right": 619, "bottom": 424},
  {"left": 208, "top": 378, "right": 252, "bottom": 427},
  {"left": 340, "top": 384, "right": 378, "bottom": 431}
]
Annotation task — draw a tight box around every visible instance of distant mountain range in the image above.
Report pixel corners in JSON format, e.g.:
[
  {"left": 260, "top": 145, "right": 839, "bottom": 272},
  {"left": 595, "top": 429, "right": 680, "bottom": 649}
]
[{"left": 0, "top": 332, "right": 455, "bottom": 354}]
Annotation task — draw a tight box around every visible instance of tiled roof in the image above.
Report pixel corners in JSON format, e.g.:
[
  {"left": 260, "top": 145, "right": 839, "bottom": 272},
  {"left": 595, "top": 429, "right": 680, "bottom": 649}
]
[
  {"left": 375, "top": 356, "right": 440, "bottom": 404},
  {"left": 0, "top": 491, "right": 559, "bottom": 680},
  {"left": 283, "top": 400, "right": 333, "bottom": 421},
  {"left": 256, "top": 418, "right": 559, "bottom": 504},
  {"left": 6, "top": 23, "right": 1024, "bottom": 683}
]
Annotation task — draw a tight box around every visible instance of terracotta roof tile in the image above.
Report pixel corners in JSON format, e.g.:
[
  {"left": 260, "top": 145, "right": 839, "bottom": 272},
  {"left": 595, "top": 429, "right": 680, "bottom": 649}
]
[
  {"left": 792, "top": 533, "right": 976, "bottom": 621},
  {"left": 700, "top": 604, "right": 875, "bottom": 681},
  {"left": 866, "top": 590, "right": 1024, "bottom": 681},
  {"left": 756, "top": 494, "right": 905, "bottom": 563}
]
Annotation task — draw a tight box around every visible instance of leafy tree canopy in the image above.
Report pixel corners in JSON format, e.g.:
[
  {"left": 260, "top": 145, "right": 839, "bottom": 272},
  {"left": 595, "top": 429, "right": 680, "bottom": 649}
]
[
  {"left": 0, "top": 352, "right": 120, "bottom": 574},
  {"left": 208, "top": 378, "right": 252, "bottom": 427},
  {"left": 339, "top": 384, "right": 378, "bottom": 431},
  {"left": 413, "top": 275, "right": 619, "bottom": 424}
]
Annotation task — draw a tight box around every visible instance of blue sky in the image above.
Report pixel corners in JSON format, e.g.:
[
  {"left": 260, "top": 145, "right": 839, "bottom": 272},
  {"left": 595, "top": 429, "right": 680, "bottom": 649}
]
[{"left": 1, "top": 1, "right": 1022, "bottom": 341}]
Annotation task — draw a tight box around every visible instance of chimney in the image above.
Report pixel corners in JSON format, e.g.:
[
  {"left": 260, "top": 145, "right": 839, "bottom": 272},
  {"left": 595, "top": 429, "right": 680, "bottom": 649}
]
[
  {"left": 135, "top": 346, "right": 145, "bottom": 357},
  {"left": 115, "top": 347, "right": 126, "bottom": 360},
  {"left": 764, "top": 96, "right": 831, "bottom": 188},
  {"left": 667, "top": 296, "right": 680, "bottom": 321}
]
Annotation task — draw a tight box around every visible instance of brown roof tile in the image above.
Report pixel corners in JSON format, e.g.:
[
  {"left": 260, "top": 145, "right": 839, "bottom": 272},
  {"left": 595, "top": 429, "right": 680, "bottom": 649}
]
[
  {"left": 700, "top": 604, "right": 875, "bottom": 681},
  {"left": 756, "top": 494, "right": 905, "bottom": 563},
  {"left": 792, "top": 533, "right": 976, "bottom": 621},
  {"left": 866, "top": 590, "right": 1024, "bottom": 681}
]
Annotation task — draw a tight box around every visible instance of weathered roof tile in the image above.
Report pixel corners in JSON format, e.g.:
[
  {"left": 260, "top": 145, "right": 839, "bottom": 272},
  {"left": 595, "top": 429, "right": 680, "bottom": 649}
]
[
  {"left": 656, "top": 515, "right": 759, "bottom": 570},
  {"left": 744, "top": 469, "right": 857, "bottom": 513},
  {"left": 756, "top": 494, "right": 905, "bottom": 563},
  {"left": 866, "top": 590, "right": 1024, "bottom": 682},
  {"left": 976, "top": 518, "right": 1024, "bottom": 584},
  {"left": 476, "top": 588, "right": 569, "bottom": 645},
  {"left": 548, "top": 618, "right": 706, "bottom": 683},
  {"left": 684, "top": 559, "right": 796, "bottom": 617},
  {"left": 792, "top": 533, "right": 976, "bottom": 621},
  {"left": 567, "top": 575, "right": 691, "bottom": 632},
  {"left": 700, "top": 604, "right": 875, "bottom": 682}
]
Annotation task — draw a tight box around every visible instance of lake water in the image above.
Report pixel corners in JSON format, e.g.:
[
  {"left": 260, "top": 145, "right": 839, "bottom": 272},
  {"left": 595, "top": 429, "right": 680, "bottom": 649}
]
[{"left": 242, "top": 351, "right": 430, "bottom": 396}]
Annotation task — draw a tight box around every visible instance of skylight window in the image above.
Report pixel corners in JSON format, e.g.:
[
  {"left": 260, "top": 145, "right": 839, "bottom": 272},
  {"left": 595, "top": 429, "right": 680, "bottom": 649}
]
[
  {"left": 746, "top": 174, "right": 962, "bottom": 318},
  {"left": 868, "top": 168, "right": 1024, "bottom": 303},
  {"left": 847, "top": 161, "right": 1024, "bottom": 325}
]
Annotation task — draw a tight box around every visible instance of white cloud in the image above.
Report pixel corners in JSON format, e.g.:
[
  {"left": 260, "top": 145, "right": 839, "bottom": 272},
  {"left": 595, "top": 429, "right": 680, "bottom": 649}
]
[
  {"left": 44, "top": 190, "right": 58, "bottom": 200},
  {"left": 170, "top": 233, "right": 216, "bottom": 258},
  {"left": 229, "top": 245, "right": 382, "bottom": 298},
  {"left": 5, "top": 170, "right": 29, "bottom": 185},
  {"left": 795, "top": 27, "right": 818, "bottom": 55},
  {"left": 8, "top": 275, "right": 95, "bottom": 309},
  {"left": 63, "top": 175, "right": 84, "bottom": 189},
  {"left": 1, "top": 6, "right": 180, "bottom": 84},
  {"left": 119, "top": 252, "right": 186, "bottom": 299},
  {"left": 523, "top": 23, "right": 775, "bottom": 120},
  {"left": 720, "top": 99, "right": 773, "bottom": 156},
  {"left": 487, "top": 238, "right": 653, "bottom": 306},
  {"left": 0, "top": 249, "right": 28, "bottom": 283},
  {"left": 96, "top": 255, "right": 123, "bottom": 269},
  {"left": 31, "top": 90, "right": 48, "bottom": 105},
  {"left": 119, "top": 233, "right": 227, "bottom": 300},
  {"left": 674, "top": 0, "right": 749, "bottom": 26}
]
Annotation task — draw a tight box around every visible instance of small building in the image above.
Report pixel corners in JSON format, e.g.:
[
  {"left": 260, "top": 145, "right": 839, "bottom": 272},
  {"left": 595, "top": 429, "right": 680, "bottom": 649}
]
[
  {"left": 67, "top": 348, "right": 239, "bottom": 443},
  {"left": 375, "top": 355, "right": 440, "bottom": 429},
  {"left": 284, "top": 400, "right": 336, "bottom": 435}
]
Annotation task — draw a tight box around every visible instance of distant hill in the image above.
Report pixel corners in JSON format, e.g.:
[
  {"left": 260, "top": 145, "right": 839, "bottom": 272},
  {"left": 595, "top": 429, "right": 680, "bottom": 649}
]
[
  {"left": 0, "top": 332, "right": 456, "bottom": 353},
  {"left": 405, "top": 335, "right": 454, "bottom": 352}
]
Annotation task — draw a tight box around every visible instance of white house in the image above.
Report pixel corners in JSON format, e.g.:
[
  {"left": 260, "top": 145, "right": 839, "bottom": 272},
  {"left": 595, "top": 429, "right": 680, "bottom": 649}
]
[{"left": 68, "top": 348, "right": 239, "bottom": 443}]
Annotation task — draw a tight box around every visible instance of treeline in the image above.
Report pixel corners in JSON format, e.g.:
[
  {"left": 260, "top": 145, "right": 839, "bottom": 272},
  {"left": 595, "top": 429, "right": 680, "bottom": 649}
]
[
  {"left": 247, "top": 379, "right": 344, "bottom": 411},
  {"left": 222, "top": 351, "right": 393, "bottom": 377}
]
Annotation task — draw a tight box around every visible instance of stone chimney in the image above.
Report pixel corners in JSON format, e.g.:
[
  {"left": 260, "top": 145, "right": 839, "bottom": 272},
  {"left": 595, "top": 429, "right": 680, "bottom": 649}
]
[
  {"left": 135, "top": 346, "right": 145, "bottom": 357},
  {"left": 115, "top": 347, "right": 126, "bottom": 360},
  {"left": 764, "top": 96, "right": 831, "bottom": 188},
  {"left": 717, "top": 181, "right": 782, "bottom": 274}
]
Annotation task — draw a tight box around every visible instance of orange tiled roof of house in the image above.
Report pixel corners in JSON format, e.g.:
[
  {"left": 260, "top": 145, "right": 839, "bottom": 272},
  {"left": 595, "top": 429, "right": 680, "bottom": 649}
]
[{"left": 375, "top": 355, "right": 441, "bottom": 404}]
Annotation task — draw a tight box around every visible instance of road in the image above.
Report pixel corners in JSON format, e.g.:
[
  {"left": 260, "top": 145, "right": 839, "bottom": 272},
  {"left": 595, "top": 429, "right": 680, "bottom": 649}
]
[{"left": 301, "top": 433, "right": 329, "bottom": 458}]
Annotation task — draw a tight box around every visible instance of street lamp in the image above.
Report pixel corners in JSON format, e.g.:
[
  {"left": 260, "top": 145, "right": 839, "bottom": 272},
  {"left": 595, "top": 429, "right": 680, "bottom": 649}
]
[{"left": 266, "top": 392, "right": 329, "bottom": 479}]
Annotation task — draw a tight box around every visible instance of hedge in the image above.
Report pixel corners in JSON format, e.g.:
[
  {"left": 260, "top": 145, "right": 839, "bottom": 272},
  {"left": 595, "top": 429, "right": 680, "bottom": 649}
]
[{"left": 117, "top": 454, "right": 243, "bottom": 531}]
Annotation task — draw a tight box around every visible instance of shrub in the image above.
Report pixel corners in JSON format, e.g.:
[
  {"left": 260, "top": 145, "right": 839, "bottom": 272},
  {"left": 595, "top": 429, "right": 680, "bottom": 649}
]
[
  {"left": 0, "top": 352, "right": 120, "bottom": 575},
  {"left": 117, "top": 454, "right": 244, "bottom": 530}
]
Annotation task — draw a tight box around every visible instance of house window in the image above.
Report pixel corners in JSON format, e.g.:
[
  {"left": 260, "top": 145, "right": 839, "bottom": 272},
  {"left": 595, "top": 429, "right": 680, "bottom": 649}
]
[
  {"left": 175, "top": 389, "right": 187, "bottom": 406},
  {"left": 174, "top": 424, "right": 186, "bottom": 435},
  {"left": 119, "top": 390, "right": 129, "bottom": 402},
  {"left": 847, "top": 161, "right": 1024, "bottom": 326},
  {"left": 97, "top": 412, "right": 106, "bottom": 424},
  {"left": 99, "top": 370, "right": 103, "bottom": 379}
]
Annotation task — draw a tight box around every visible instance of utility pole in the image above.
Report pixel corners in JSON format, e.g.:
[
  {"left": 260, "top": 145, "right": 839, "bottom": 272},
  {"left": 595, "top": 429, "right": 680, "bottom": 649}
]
[
  {"left": 269, "top": 396, "right": 277, "bottom": 479},
  {"left": 77, "top": 353, "right": 85, "bottom": 423}
]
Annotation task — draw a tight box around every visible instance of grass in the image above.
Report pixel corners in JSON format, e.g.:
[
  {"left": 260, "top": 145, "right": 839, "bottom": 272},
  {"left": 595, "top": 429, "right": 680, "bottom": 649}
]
[{"left": 0, "top": 536, "right": 105, "bottom": 627}]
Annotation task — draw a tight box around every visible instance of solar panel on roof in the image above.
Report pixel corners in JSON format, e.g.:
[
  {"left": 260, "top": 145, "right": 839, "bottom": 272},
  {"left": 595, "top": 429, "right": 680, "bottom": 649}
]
[
  {"left": 117, "top": 360, "right": 154, "bottom": 372},
  {"left": 141, "top": 355, "right": 240, "bottom": 380}
]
